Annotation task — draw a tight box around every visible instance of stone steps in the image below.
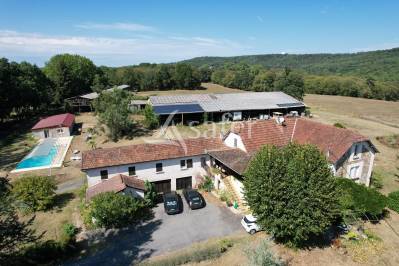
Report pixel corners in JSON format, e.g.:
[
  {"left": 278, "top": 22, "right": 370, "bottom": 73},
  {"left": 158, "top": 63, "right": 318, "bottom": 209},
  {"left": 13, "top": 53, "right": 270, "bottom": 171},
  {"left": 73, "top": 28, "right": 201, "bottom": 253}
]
[{"left": 222, "top": 176, "right": 246, "bottom": 211}]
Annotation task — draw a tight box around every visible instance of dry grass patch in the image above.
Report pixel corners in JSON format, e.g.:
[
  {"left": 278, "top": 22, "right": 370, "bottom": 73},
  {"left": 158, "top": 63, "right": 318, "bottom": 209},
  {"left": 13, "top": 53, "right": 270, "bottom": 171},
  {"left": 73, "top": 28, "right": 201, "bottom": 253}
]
[
  {"left": 376, "top": 134, "right": 399, "bottom": 149},
  {"left": 304, "top": 94, "right": 399, "bottom": 127},
  {"left": 342, "top": 232, "right": 383, "bottom": 264},
  {"left": 20, "top": 192, "right": 81, "bottom": 242},
  {"left": 137, "top": 234, "right": 249, "bottom": 266},
  {"left": 136, "top": 83, "right": 242, "bottom": 97}
]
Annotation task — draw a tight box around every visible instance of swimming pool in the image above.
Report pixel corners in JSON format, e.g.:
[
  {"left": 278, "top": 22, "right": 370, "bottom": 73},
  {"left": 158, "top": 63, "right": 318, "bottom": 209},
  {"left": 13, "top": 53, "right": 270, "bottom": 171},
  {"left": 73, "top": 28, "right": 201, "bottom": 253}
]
[
  {"left": 13, "top": 136, "right": 73, "bottom": 172},
  {"left": 16, "top": 146, "right": 58, "bottom": 169}
]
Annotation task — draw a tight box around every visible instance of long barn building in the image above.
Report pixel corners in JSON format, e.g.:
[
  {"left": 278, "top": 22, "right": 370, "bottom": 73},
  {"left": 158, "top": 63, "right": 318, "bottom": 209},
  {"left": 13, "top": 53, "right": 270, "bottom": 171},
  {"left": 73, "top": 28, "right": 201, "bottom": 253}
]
[{"left": 149, "top": 91, "right": 305, "bottom": 124}]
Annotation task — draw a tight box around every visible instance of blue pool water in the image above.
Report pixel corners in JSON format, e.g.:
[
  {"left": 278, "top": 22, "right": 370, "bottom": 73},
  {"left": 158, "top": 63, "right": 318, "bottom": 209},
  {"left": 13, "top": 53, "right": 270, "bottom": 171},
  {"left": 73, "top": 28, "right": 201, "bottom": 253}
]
[{"left": 16, "top": 142, "right": 59, "bottom": 169}]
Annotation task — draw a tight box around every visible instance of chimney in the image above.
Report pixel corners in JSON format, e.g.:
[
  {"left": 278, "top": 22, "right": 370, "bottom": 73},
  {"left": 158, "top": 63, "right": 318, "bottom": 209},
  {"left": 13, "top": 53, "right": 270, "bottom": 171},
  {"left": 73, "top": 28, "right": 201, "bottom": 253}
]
[
  {"left": 275, "top": 116, "right": 285, "bottom": 125},
  {"left": 273, "top": 112, "right": 285, "bottom": 125}
]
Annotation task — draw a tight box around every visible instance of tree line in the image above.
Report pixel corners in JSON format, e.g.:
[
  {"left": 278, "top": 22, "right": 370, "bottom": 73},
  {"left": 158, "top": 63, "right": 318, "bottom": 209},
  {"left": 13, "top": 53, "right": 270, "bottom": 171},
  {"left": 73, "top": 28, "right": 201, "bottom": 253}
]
[
  {"left": 207, "top": 62, "right": 399, "bottom": 101},
  {"left": 305, "top": 75, "right": 399, "bottom": 101},
  {"left": 2, "top": 52, "right": 398, "bottom": 122},
  {"left": 183, "top": 47, "right": 399, "bottom": 83},
  {"left": 210, "top": 63, "right": 305, "bottom": 100},
  {"left": 101, "top": 63, "right": 202, "bottom": 91},
  {"left": 0, "top": 54, "right": 201, "bottom": 122}
]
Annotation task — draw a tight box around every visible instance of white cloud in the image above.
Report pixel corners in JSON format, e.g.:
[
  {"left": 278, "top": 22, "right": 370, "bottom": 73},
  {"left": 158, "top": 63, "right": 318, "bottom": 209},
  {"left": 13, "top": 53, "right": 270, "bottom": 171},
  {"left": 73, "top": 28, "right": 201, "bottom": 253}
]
[
  {"left": 0, "top": 30, "right": 247, "bottom": 66},
  {"left": 75, "top": 22, "right": 155, "bottom": 32}
]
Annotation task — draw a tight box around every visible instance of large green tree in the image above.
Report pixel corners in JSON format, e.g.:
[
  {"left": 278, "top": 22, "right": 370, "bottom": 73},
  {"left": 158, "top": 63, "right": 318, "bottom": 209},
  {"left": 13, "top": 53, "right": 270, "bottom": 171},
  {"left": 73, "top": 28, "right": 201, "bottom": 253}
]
[
  {"left": 0, "top": 58, "right": 51, "bottom": 121},
  {"left": 93, "top": 89, "right": 133, "bottom": 141},
  {"left": 12, "top": 175, "right": 57, "bottom": 212},
  {"left": 274, "top": 68, "right": 305, "bottom": 100},
  {"left": 44, "top": 54, "right": 97, "bottom": 104},
  {"left": 243, "top": 144, "right": 339, "bottom": 247},
  {"left": 173, "top": 63, "right": 200, "bottom": 89},
  {"left": 252, "top": 71, "right": 276, "bottom": 92},
  {"left": 0, "top": 177, "right": 39, "bottom": 262}
]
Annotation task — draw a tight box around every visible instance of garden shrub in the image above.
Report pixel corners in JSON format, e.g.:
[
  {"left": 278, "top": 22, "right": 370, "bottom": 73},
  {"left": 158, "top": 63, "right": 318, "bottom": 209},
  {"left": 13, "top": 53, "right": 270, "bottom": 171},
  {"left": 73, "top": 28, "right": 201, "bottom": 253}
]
[
  {"left": 89, "top": 192, "right": 145, "bottom": 228},
  {"left": 387, "top": 191, "right": 399, "bottom": 213},
  {"left": 245, "top": 239, "right": 284, "bottom": 266},
  {"left": 336, "top": 178, "right": 387, "bottom": 220},
  {"left": 370, "top": 171, "right": 384, "bottom": 189},
  {"left": 198, "top": 176, "right": 214, "bottom": 192},
  {"left": 144, "top": 181, "right": 157, "bottom": 207},
  {"left": 218, "top": 239, "right": 233, "bottom": 253},
  {"left": 138, "top": 239, "right": 234, "bottom": 266},
  {"left": 219, "top": 190, "right": 232, "bottom": 202},
  {"left": 60, "top": 223, "right": 78, "bottom": 245},
  {"left": 333, "top": 122, "right": 346, "bottom": 128},
  {"left": 143, "top": 105, "right": 159, "bottom": 129},
  {"left": 12, "top": 175, "right": 56, "bottom": 212}
]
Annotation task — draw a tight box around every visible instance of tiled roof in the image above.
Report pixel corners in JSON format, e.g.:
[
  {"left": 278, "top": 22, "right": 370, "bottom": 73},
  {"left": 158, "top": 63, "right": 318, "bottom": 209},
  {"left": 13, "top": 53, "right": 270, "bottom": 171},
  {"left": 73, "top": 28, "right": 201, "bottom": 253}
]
[
  {"left": 82, "top": 137, "right": 227, "bottom": 170},
  {"left": 231, "top": 118, "right": 371, "bottom": 163},
  {"left": 86, "top": 174, "right": 145, "bottom": 201},
  {"left": 292, "top": 118, "right": 369, "bottom": 163},
  {"left": 149, "top": 91, "right": 305, "bottom": 113},
  {"left": 32, "top": 113, "right": 75, "bottom": 130},
  {"left": 208, "top": 149, "right": 252, "bottom": 175},
  {"left": 230, "top": 118, "right": 296, "bottom": 152}
]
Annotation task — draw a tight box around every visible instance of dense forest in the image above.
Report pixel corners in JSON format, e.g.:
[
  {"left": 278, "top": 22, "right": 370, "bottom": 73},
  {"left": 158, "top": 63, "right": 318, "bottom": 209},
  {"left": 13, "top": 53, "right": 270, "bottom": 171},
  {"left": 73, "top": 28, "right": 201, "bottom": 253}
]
[
  {"left": 1, "top": 48, "right": 399, "bottom": 122},
  {"left": 183, "top": 48, "right": 399, "bottom": 82},
  {"left": 183, "top": 48, "right": 399, "bottom": 101}
]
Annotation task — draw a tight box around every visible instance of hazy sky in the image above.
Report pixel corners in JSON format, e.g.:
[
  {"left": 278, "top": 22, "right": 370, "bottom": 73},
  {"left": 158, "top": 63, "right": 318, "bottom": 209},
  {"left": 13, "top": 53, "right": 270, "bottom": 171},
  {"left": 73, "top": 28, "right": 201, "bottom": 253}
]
[{"left": 1, "top": 0, "right": 398, "bottom": 66}]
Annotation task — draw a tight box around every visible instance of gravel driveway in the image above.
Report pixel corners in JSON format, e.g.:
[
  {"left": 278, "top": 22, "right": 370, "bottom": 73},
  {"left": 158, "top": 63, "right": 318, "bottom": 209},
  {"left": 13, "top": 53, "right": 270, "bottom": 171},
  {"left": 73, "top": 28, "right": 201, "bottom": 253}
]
[{"left": 66, "top": 194, "right": 243, "bottom": 266}]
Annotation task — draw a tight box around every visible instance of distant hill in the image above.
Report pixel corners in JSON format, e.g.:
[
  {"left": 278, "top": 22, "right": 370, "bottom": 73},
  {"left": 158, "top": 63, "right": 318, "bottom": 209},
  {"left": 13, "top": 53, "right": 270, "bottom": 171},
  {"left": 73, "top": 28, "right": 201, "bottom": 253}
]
[{"left": 182, "top": 48, "right": 399, "bottom": 82}]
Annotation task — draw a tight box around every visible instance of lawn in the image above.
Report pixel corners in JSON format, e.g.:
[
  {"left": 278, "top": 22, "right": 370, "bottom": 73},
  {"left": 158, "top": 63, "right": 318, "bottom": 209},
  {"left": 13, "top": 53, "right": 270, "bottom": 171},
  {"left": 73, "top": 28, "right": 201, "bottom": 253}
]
[
  {"left": 0, "top": 122, "right": 37, "bottom": 177},
  {"left": 19, "top": 191, "right": 81, "bottom": 242}
]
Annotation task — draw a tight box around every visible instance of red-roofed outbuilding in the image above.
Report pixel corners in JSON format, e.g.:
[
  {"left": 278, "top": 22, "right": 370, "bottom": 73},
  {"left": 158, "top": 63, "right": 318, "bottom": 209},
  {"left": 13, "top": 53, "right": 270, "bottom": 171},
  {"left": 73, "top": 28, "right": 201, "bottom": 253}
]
[{"left": 32, "top": 113, "right": 75, "bottom": 139}]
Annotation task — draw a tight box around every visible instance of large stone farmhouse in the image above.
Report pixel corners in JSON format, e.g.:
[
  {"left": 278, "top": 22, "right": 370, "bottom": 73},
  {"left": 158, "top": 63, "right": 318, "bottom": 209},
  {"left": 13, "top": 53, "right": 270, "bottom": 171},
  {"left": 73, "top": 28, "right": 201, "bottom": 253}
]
[{"left": 82, "top": 117, "right": 377, "bottom": 200}]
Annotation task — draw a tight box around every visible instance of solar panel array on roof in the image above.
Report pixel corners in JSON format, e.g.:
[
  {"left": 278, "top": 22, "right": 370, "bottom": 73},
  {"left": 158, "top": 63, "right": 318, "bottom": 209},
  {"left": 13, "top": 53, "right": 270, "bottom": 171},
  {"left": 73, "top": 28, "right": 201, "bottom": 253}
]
[
  {"left": 153, "top": 104, "right": 204, "bottom": 115},
  {"left": 150, "top": 91, "right": 305, "bottom": 113},
  {"left": 276, "top": 102, "right": 304, "bottom": 108}
]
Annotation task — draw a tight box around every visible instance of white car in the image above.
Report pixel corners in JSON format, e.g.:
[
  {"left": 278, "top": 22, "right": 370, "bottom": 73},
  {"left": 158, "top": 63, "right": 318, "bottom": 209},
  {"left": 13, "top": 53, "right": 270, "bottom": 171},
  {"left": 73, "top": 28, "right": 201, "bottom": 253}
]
[{"left": 241, "top": 214, "right": 261, "bottom": 234}]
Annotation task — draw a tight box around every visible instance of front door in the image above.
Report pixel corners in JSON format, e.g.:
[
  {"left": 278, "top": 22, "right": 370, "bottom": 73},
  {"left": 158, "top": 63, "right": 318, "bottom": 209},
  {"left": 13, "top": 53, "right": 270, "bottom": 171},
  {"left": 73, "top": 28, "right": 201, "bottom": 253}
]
[{"left": 44, "top": 129, "right": 49, "bottom": 138}]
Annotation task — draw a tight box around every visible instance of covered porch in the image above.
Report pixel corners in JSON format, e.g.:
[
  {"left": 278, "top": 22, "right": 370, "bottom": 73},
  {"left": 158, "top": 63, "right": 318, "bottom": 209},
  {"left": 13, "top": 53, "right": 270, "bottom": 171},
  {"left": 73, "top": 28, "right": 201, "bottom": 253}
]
[{"left": 207, "top": 149, "right": 252, "bottom": 208}]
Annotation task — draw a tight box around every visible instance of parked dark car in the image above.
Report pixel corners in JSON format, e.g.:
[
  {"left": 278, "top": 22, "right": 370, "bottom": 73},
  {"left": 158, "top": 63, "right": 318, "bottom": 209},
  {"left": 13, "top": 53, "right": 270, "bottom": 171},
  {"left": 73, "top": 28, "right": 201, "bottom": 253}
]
[
  {"left": 163, "top": 191, "right": 182, "bottom": 215},
  {"left": 183, "top": 189, "right": 205, "bottom": 209}
]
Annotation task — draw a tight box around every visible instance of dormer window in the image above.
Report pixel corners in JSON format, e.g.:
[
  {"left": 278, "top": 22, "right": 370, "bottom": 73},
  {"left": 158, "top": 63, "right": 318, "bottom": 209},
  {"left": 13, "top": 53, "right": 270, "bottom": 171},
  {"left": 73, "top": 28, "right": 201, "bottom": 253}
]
[{"left": 234, "top": 138, "right": 238, "bottom": 148}]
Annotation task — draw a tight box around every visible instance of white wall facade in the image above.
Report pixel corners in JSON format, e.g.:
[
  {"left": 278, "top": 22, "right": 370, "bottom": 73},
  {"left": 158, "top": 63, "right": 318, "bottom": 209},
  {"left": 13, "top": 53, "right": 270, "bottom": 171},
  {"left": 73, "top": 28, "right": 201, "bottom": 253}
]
[
  {"left": 85, "top": 155, "right": 211, "bottom": 190},
  {"left": 336, "top": 141, "right": 375, "bottom": 187},
  {"left": 32, "top": 126, "right": 71, "bottom": 139},
  {"left": 223, "top": 132, "right": 246, "bottom": 152}
]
